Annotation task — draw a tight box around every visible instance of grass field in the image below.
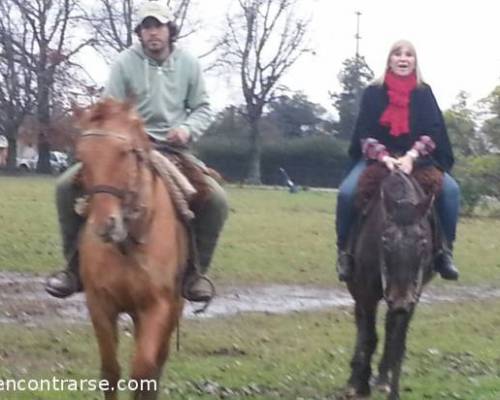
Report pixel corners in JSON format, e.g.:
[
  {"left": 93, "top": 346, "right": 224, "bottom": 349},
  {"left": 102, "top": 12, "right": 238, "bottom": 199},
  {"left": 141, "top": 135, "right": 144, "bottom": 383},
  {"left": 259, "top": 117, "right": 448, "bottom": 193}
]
[
  {"left": 1, "top": 175, "right": 500, "bottom": 399},
  {"left": 1, "top": 176, "right": 500, "bottom": 287},
  {"left": 1, "top": 299, "right": 500, "bottom": 399}
]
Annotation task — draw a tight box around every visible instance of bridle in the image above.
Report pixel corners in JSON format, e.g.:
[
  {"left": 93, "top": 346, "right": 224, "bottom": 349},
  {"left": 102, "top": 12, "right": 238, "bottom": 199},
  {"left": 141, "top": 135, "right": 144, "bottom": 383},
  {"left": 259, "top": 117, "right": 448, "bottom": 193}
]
[
  {"left": 378, "top": 170, "right": 429, "bottom": 305},
  {"left": 79, "top": 130, "right": 148, "bottom": 219}
]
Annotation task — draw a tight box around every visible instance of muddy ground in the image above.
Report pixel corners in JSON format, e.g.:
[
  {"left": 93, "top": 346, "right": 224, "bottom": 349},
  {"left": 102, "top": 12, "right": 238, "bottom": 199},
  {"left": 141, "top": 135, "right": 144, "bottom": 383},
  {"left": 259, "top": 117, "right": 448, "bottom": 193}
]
[{"left": 1, "top": 272, "right": 500, "bottom": 326}]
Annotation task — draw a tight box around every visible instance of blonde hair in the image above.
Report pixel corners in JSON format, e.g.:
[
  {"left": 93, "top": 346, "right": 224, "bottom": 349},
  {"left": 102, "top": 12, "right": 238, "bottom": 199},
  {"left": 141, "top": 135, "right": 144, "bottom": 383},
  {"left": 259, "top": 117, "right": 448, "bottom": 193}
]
[{"left": 375, "top": 40, "right": 424, "bottom": 86}]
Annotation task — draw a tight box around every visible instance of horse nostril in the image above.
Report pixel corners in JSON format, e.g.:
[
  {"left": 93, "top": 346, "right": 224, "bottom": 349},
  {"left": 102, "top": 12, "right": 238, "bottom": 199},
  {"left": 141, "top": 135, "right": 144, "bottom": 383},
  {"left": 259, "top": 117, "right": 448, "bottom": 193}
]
[{"left": 107, "top": 216, "right": 117, "bottom": 230}]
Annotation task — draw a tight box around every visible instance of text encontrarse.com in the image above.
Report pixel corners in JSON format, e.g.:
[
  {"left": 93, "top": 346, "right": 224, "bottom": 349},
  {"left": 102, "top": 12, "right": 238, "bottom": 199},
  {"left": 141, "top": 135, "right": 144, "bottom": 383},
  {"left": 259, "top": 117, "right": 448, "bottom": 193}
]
[{"left": 0, "top": 377, "right": 157, "bottom": 392}]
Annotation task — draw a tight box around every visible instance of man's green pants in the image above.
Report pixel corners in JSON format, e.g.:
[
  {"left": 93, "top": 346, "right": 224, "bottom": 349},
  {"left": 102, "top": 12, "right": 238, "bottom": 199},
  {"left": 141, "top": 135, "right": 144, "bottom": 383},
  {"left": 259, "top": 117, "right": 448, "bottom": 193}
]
[{"left": 56, "top": 162, "right": 228, "bottom": 274}]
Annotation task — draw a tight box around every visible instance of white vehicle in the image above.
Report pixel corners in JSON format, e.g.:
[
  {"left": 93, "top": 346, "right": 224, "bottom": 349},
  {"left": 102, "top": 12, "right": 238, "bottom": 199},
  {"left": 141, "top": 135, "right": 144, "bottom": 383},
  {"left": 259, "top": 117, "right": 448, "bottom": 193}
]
[
  {"left": 50, "top": 151, "right": 69, "bottom": 173},
  {"left": 16, "top": 155, "right": 38, "bottom": 171},
  {"left": 17, "top": 151, "right": 69, "bottom": 174}
]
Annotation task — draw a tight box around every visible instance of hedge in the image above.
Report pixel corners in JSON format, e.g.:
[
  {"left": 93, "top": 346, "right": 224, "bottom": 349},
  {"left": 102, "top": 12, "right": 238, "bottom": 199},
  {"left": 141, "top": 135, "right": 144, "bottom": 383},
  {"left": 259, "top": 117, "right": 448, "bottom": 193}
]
[{"left": 194, "top": 136, "right": 349, "bottom": 188}]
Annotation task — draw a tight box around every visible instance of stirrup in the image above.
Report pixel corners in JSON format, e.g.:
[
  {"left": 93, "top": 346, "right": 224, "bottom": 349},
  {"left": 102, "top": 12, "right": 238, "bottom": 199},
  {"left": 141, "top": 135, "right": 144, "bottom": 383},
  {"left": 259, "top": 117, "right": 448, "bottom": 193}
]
[
  {"left": 183, "top": 275, "right": 216, "bottom": 314},
  {"left": 45, "top": 270, "right": 82, "bottom": 298}
]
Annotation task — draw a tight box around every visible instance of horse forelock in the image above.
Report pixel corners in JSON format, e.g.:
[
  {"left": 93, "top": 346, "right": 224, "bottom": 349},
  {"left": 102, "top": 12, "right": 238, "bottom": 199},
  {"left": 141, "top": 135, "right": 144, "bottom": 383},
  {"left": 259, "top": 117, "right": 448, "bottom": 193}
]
[
  {"left": 76, "top": 98, "right": 151, "bottom": 152},
  {"left": 382, "top": 171, "right": 419, "bottom": 203},
  {"left": 381, "top": 171, "right": 429, "bottom": 226}
]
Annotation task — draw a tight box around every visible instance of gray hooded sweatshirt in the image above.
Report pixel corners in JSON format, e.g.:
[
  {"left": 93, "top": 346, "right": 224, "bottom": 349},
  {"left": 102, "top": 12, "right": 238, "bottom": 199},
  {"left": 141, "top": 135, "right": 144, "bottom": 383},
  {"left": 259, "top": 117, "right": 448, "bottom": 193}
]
[{"left": 103, "top": 43, "right": 213, "bottom": 142}]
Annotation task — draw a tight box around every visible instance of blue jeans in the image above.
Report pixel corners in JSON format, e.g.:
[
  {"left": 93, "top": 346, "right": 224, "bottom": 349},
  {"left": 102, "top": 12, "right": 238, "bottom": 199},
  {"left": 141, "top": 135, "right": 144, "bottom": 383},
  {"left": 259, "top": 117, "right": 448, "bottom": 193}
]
[{"left": 335, "top": 160, "right": 460, "bottom": 247}]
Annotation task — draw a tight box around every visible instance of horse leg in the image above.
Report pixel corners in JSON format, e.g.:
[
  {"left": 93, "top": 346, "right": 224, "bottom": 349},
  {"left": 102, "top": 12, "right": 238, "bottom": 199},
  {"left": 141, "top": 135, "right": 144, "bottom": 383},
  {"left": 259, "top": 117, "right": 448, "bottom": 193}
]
[
  {"left": 377, "top": 309, "right": 414, "bottom": 400},
  {"left": 375, "top": 309, "right": 396, "bottom": 392},
  {"left": 347, "top": 300, "right": 378, "bottom": 397},
  {"left": 131, "top": 299, "right": 182, "bottom": 400},
  {"left": 87, "top": 299, "right": 120, "bottom": 400}
]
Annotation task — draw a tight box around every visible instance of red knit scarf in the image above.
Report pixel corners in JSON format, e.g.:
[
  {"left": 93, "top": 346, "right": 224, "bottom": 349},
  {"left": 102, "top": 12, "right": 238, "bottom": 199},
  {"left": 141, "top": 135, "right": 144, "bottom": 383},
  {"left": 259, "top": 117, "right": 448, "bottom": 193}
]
[{"left": 379, "top": 70, "right": 417, "bottom": 137}]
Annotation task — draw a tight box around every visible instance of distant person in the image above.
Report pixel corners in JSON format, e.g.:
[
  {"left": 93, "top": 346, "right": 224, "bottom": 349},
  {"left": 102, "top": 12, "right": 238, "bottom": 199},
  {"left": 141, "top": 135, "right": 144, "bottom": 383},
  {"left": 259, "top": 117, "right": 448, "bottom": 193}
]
[
  {"left": 45, "top": 0, "right": 228, "bottom": 303},
  {"left": 335, "top": 39, "right": 460, "bottom": 282}
]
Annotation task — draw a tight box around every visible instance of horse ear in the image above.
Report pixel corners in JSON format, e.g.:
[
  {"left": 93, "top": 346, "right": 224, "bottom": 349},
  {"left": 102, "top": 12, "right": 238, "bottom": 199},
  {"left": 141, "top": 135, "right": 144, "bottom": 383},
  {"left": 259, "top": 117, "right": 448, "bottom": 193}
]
[
  {"left": 71, "top": 100, "right": 84, "bottom": 120},
  {"left": 382, "top": 189, "right": 398, "bottom": 215},
  {"left": 416, "top": 194, "right": 434, "bottom": 219},
  {"left": 123, "top": 94, "right": 137, "bottom": 112}
]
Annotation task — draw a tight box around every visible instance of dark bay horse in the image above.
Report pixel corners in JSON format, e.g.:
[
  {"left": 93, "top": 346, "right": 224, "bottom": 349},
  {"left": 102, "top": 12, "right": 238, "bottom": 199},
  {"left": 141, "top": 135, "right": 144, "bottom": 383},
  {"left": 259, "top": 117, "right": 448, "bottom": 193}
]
[
  {"left": 74, "top": 98, "right": 189, "bottom": 400},
  {"left": 345, "top": 166, "right": 439, "bottom": 400}
]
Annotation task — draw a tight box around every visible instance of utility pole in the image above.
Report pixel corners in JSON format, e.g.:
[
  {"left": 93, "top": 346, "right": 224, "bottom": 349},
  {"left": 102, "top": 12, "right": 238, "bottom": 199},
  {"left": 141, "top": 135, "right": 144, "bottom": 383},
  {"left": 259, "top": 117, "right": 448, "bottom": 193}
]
[{"left": 355, "top": 11, "right": 362, "bottom": 58}]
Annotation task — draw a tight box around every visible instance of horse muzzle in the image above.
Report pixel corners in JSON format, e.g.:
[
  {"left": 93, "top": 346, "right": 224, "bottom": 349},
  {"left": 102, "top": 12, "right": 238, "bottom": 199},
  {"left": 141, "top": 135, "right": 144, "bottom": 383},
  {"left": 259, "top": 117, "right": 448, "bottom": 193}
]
[
  {"left": 93, "top": 214, "right": 128, "bottom": 244},
  {"left": 385, "top": 291, "right": 417, "bottom": 313}
]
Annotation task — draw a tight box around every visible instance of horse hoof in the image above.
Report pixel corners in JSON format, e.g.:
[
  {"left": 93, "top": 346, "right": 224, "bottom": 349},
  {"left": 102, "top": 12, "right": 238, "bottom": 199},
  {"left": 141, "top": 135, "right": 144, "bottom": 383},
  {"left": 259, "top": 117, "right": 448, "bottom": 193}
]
[
  {"left": 375, "top": 383, "right": 390, "bottom": 393},
  {"left": 344, "top": 385, "right": 370, "bottom": 399},
  {"left": 345, "top": 386, "right": 357, "bottom": 398}
]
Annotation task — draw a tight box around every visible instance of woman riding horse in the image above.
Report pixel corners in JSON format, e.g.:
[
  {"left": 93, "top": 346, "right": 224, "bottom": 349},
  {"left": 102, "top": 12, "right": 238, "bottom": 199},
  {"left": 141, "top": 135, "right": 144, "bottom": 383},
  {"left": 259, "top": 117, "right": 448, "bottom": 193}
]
[{"left": 335, "top": 39, "right": 460, "bottom": 282}]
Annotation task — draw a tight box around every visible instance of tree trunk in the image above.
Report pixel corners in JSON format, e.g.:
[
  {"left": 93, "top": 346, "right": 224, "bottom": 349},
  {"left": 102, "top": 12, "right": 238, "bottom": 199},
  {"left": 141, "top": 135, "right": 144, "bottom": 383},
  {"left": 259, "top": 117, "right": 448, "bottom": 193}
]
[
  {"left": 36, "top": 73, "right": 52, "bottom": 174},
  {"left": 6, "top": 135, "right": 17, "bottom": 172},
  {"left": 245, "top": 118, "right": 262, "bottom": 184}
]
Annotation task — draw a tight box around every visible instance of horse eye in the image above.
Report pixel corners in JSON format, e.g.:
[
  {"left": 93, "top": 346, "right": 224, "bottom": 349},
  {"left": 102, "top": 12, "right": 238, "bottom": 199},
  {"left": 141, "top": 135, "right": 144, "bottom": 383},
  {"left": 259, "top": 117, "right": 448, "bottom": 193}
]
[{"left": 120, "top": 149, "right": 130, "bottom": 158}]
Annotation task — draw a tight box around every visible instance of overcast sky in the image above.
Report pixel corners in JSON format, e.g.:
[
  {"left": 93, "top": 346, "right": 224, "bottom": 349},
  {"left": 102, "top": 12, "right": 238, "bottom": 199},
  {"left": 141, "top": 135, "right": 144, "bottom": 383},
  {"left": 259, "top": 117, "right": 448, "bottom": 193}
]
[
  {"left": 86, "top": 0, "right": 500, "bottom": 114},
  {"left": 285, "top": 0, "right": 500, "bottom": 113}
]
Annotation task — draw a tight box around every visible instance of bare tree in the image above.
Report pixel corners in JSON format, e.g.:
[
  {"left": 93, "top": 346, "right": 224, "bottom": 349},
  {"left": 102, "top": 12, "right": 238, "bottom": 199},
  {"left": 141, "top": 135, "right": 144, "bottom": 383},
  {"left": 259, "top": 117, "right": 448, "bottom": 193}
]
[
  {"left": 0, "top": 1, "right": 38, "bottom": 170},
  {"left": 220, "top": 0, "right": 310, "bottom": 183},
  {"left": 85, "top": 0, "right": 197, "bottom": 62},
  {"left": 7, "top": 0, "right": 94, "bottom": 172}
]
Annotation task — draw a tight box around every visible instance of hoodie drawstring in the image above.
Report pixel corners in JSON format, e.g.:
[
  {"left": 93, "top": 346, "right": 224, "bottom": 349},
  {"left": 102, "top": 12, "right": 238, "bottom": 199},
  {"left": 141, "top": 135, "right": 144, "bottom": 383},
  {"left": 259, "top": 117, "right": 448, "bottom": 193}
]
[{"left": 144, "top": 58, "right": 150, "bottom": 95}]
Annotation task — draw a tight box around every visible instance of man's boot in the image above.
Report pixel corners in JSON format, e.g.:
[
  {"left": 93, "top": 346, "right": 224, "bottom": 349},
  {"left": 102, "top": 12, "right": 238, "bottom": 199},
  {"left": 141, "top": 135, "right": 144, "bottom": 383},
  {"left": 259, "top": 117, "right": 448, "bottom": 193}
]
[
  {"left": 435, "top": 243, "right": 459, "bottom": 280},
  {"left": 183, "top": 272, "right": 214, "bottom": 303},
  {"left": 45, "top": 252, "right": 83, "bottom": 298},
  {"left": 337, "top": 246, "right": 353, "bottom": 282}
]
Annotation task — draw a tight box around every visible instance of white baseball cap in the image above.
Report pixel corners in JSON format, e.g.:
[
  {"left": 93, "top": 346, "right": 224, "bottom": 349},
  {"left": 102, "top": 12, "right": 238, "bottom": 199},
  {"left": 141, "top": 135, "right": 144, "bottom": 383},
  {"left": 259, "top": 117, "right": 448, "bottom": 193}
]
[{"left": 136, "top": 1, "right": 174, "bottom": 25}]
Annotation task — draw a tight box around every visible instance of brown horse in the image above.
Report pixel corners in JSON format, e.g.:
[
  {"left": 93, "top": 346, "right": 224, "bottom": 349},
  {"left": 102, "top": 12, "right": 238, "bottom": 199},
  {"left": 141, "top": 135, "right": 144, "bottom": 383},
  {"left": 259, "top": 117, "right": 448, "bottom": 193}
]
[
  {"left": 74, "top": 98, "right": 189, "bottom": 400},
  {"left": 345, "top": 166, "right": 439, "bottom": 400}
]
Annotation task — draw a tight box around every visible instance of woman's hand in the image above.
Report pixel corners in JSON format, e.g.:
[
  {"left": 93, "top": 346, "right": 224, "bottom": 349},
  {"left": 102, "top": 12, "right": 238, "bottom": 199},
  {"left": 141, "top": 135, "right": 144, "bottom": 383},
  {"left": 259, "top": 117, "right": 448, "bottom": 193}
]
[
  {"left": 397, "top": 149, "right": 418, "bottom": 175},
  {"left": 381, "top": 155, "right": 399, "bottom": 171}
]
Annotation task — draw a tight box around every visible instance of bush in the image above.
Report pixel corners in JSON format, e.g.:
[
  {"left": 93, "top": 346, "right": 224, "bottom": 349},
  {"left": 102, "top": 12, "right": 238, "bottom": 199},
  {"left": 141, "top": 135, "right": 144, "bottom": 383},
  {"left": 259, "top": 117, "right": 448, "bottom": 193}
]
[
  {"left": 454, "top": 154, "right": 500, "bottom": 215},
  {"left": 194, "top": 136, "right": 349, "bottom": 187},
  {"left": 194, "top": 137, "right": 251, "bottom": 183}
]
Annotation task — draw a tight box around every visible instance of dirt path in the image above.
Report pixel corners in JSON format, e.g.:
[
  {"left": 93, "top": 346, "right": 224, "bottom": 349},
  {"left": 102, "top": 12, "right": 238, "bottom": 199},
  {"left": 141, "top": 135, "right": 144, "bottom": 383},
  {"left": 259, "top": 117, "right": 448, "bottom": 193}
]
[{"left": 1, "top": 272, "right": 500, "bottom": 325}]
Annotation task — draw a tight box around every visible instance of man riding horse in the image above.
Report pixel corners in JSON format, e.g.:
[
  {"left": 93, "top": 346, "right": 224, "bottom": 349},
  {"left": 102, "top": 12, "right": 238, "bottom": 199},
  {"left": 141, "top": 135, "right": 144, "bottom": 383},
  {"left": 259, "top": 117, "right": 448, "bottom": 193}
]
[
  {"left": 335, "top": 39, "right": 460, "bottom": 282},
  {"left": 46, "top": 0, "right": 228, "bottom": 303}
]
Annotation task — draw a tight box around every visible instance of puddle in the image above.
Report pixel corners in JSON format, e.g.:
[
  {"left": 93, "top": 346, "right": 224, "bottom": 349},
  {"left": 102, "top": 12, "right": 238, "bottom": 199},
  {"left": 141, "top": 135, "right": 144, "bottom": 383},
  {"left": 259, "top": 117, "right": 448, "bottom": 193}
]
[{"left": 1, "top": 272, "right": 500, "bottom": 325}]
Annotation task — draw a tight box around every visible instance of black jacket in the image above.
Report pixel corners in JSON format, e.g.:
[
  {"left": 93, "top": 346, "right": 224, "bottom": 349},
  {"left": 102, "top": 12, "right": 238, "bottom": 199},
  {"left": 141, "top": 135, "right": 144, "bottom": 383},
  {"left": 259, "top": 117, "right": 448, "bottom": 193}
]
[{"left": 348, "top": 83, "right": 454, "bottom": 172}]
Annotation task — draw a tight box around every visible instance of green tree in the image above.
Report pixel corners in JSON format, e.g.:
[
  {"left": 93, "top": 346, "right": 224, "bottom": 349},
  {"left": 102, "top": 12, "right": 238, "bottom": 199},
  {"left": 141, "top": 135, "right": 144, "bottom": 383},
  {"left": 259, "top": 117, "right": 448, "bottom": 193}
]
[
  {"left": 443, "top": 91, "right": 484, "bottom": 157},
  {"left": 330, "top": 55, "right": 374, "bottom": 140},
  {"left": 203, "top": 105, "right": 249, "bottom": 140},
  {"left": 266, "top": 92, "right": 331, "bottom": 137},
  {"left": 481, "top": 85, "right": 500, "bottom": 151}
]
